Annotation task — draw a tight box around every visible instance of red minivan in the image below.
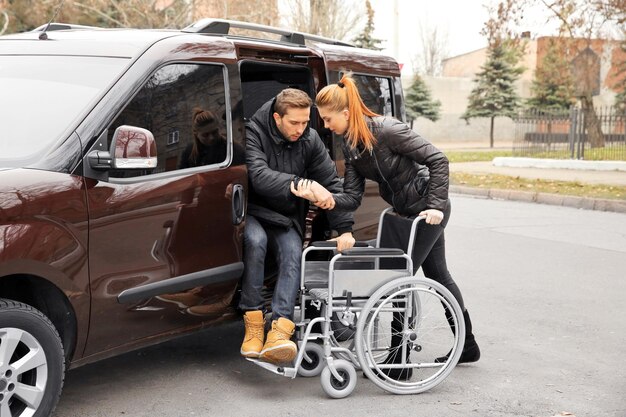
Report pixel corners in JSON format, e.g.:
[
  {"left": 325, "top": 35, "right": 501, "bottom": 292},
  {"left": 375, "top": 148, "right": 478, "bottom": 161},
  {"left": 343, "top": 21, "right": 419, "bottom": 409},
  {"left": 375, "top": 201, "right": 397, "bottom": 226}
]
[{"left": 0, "top": 19, "right": 404, "bottom": 416}]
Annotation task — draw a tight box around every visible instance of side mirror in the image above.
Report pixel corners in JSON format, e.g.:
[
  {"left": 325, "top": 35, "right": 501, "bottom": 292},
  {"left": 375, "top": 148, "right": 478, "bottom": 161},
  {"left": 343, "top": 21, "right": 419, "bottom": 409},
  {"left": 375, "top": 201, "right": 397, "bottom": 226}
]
[{"left": 110, "top": 125, "right": 157, "bottom": 169}]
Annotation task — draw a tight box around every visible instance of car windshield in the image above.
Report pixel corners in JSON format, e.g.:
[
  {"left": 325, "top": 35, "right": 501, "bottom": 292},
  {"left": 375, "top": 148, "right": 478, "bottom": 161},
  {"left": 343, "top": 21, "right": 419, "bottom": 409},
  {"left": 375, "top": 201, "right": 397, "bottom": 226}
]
[{"left": 0, "top": 55, "right": 129, "bottom": 167}]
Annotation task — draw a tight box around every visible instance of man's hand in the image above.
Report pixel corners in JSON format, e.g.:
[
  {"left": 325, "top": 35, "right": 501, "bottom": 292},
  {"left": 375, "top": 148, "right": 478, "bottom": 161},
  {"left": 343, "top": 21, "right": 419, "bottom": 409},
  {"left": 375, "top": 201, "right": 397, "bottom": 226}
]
[
  {"left": 418, "top": 209, "right": 444, "bottom": 225},
  {"left": 330, "top": 232, "right": 355, "bottom": 252}
]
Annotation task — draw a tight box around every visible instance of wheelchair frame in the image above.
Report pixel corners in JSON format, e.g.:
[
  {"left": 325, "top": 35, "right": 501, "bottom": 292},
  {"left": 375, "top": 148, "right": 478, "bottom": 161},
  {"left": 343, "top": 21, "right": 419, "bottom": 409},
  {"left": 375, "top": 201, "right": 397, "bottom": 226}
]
[{"left": 246, "top": 208, "right": 466, "bottom": 398}]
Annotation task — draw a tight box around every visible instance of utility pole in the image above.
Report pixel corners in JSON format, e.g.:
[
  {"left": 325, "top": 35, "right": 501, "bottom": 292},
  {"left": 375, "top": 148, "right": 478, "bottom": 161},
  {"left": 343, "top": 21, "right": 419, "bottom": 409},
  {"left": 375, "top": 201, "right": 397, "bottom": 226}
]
[{"left": 392, "top": 0, "right": 399, "bottom": 59}]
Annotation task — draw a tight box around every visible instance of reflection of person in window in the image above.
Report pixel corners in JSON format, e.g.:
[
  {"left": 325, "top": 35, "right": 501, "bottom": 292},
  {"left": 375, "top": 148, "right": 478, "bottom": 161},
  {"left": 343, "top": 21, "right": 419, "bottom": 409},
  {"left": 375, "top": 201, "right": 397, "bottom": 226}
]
[{"left": 179, "top": 107, "right": 227, "bottom": 169}]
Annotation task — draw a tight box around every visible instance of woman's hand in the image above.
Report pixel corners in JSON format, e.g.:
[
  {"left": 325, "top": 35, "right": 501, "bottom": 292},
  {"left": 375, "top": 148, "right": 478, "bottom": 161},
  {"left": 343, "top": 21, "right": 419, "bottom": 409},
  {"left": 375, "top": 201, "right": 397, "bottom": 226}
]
[
  {"left": 290, "top": 179, "right": 335, "bottom": 210},
  {"left": 418, "top": 209, "right": 444, "bottom": 225},
  {"left": 329, "top": 232, "right": 355, "bottom": 252},
  {"left": 309, "top": 181, "right": 335, "bottom": 209}
]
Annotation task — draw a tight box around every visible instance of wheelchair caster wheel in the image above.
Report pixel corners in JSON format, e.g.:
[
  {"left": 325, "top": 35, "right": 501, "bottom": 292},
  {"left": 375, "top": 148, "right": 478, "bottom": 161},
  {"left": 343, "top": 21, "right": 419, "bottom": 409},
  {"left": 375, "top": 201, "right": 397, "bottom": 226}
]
[
  {"left": 321, "top": 359, "right": 356, "bottom": 399},
  {"left": 297, "top": 343, "right": 325, "bottom": 377}
]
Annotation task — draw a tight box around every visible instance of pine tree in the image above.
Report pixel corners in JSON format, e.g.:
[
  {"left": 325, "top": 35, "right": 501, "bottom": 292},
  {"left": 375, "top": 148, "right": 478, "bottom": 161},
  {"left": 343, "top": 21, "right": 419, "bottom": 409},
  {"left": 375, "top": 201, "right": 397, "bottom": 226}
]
[
  {"left": 527, "top": 39, "right": 575, "bottom": 113},
  {"left": 462, "top": 42, "right": 523, "bottom": 147},
  {"left": 405, "top": 75, "right": 441, "bottom": 128},
  {"left": 352, "top": 0, "right": 383, "bottom": 50}
]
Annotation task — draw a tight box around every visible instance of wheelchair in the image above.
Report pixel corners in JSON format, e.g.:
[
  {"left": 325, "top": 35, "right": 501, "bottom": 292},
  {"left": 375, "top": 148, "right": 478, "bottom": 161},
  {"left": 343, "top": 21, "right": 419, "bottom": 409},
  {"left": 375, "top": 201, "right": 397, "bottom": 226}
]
[{"left": 246, "top": 208, "right": 465, "bottom": 398}]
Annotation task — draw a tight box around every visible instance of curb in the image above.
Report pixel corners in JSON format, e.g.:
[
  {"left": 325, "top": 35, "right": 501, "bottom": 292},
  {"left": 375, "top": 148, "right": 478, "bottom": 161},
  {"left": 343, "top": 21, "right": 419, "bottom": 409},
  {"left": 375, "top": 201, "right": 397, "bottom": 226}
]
[{"left": 450, "top": 185, "right": 626, "bottom": 214}]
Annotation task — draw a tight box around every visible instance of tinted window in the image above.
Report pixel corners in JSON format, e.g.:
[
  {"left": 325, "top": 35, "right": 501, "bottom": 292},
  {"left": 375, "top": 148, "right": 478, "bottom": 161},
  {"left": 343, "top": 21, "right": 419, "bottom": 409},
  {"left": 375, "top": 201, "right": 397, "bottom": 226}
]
[
  {"left": 332, "top": 74, "right": 394, "bottom": 160},
  {"left": 108, "top": 63, "right": 228, "bottom": 178},
  {"left": 0, "top": 56, "right": 128, "bottom": 167},
  {"left": 352, "top": 74, "right": 393, "bottom": 116}
]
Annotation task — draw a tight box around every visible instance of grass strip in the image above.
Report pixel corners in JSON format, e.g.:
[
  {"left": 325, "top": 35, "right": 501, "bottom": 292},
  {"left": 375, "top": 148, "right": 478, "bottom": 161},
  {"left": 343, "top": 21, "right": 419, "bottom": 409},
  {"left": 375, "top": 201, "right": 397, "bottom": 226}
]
[
  {"left": 445, "top": 147, "right": 626, "bottom": 162},
  {"left": 445, "top": 151, "right": 513, "bottom": 163},
  {"left": 451, "top": 172, "right": 626, "bottom": 201}
]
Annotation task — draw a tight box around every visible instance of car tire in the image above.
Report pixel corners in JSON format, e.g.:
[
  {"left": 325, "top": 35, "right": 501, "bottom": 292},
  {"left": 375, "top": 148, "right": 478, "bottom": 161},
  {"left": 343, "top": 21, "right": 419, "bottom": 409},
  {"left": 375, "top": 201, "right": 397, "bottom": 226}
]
[{"left": 0, "top": 298, "right": 65, "bottom": 417}]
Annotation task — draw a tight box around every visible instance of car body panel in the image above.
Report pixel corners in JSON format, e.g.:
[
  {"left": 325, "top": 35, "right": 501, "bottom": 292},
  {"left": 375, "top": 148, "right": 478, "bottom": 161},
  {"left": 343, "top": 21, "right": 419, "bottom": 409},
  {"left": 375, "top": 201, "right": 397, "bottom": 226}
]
[
  {"left": 0, "top": 168, "right": 91, "bottom": 356},
  {"left": 84, "top": 166, "right": 245, "bottom": 355}
]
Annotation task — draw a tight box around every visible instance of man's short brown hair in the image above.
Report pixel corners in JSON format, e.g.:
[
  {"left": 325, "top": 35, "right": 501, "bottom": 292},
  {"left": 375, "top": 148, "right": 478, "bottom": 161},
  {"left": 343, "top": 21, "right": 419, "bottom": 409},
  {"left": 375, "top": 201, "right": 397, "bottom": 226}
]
[{"left": 274, "top": 88, "right": 312, "bottom": 116}]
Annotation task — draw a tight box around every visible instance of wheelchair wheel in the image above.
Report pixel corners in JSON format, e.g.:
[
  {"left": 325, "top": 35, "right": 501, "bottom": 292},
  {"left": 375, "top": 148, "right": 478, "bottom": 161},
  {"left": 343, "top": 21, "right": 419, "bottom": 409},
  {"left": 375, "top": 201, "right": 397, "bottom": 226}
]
[
  {"left": 355, "top": 277, "right": 465, "bottom": 395},
  {"left": 320, "top": 359, "right": 357, "bottom": 399},
  {"left": 297, "top": 342, "right": 325, "bottom": 377}
]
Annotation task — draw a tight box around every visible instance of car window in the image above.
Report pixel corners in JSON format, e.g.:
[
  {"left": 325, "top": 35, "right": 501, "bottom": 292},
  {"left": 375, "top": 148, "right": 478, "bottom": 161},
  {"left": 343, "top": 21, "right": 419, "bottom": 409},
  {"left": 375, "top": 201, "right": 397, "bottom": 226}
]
[
  {"left": 352, "top": 74, "right": 393, "bottom": 117},
  {"left": 108, "top": 63, "right": 229, "bottom": 178},
  {"left": 331, "top": 73, "right": 394, "bottom": 161},
  {"left": 0, "top": 56, "right": 128, "bottom": 167}
]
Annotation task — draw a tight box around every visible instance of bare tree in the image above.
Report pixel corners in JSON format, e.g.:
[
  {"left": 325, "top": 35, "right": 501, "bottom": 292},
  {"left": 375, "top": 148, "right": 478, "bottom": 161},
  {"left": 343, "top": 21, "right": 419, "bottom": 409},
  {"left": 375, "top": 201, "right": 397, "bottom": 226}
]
[
  {"left": 1, "top": 9, "right": 8, "bottom": 36},
  {"left": 0, "top": 0, "right": 282, "bottom": 34},
  {"left": 1, "top": 0, "right": 195, "bottom": 33},
  {"left": 73, "top": 0, "right": 193, "bottom": 28},
  {"left": 412, "top": 18, "right": 449, "bottom": 76},
  {"left": 481, "top": 0, "right": 527, "bottom": 51},
  {"left": 592, "top": 0, "right": 626, "bottom": 32},
  {"left": 283, "top": 0, "right": 364, "bottom": 40},
  {"left": 533, "top": 0, "right": 624, "bottom": 147},
  {"left": 195, "top": 0, "right": 280, "bottom": 27}
]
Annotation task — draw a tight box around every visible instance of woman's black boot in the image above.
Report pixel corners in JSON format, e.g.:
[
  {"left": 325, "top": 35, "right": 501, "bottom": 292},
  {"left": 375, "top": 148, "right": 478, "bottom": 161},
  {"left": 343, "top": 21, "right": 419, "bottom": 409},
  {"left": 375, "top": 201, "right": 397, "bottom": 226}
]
[
  {"left": 435, "top": 309, "right": 480, "bottom": 364},
  {"left": 368, "top": 310, "right": 413, "bottom": 380}
]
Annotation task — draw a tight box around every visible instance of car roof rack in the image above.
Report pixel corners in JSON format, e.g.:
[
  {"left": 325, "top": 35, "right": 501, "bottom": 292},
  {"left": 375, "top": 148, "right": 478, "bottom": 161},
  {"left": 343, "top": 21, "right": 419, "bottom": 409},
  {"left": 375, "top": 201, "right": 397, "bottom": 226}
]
[
  {"left": 182, "top": 18, "right": 354, "bottom": 48},
  {"left": 31, "top": 22, "right": 103, "bottom": 32}
]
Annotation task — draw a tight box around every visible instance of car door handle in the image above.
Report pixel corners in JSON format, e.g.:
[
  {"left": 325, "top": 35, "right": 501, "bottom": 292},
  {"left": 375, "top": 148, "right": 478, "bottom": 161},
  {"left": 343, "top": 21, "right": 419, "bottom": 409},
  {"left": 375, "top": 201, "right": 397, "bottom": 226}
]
[{"left": 231, "top": 184, "right": 245, "bottom": 225}]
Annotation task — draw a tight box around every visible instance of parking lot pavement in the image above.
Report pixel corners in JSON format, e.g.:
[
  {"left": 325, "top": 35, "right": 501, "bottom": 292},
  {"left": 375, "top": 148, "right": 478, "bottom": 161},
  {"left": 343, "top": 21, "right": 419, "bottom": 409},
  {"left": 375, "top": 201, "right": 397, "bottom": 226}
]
[{"left": 55, "top": 196, "right": 626, "bottom": 417}]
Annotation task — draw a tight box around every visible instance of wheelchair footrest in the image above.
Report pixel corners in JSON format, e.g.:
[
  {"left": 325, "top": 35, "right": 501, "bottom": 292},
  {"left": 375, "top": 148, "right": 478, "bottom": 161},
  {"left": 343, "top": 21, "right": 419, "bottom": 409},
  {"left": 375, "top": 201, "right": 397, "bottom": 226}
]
[{"left": 245, "top": 358, "right": 297, "bottom": 377}]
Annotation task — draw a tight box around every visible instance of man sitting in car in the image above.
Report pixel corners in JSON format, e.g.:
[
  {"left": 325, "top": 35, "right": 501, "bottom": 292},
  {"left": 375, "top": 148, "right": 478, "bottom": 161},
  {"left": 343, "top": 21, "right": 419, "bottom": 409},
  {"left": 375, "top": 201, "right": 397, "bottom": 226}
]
[{"left": 239, "top": 88, "right": 354, "bottom": 363}]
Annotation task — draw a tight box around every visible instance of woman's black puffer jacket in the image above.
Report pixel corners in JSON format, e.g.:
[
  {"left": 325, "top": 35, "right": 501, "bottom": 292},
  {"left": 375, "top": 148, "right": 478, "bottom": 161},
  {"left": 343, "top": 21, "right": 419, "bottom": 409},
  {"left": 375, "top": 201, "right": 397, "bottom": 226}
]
[{"left": 333, "top": 116, "right": 449, "bottom": 216}]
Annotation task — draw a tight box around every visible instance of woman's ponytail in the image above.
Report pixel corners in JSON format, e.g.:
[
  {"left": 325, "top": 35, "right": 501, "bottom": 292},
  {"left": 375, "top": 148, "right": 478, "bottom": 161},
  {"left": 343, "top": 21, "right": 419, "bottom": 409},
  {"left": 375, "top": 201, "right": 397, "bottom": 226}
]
[
  {"left": 316, "top": 73, "right": 379, "bottom": 151},
  {"left": 340, "top": 75, "right": 378, "bottom": 150}
]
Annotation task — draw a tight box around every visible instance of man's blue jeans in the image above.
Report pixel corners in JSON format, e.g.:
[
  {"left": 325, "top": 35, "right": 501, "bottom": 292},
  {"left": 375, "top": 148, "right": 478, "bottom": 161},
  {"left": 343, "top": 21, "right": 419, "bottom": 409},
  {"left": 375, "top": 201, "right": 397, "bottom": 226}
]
[{"left": 238, "top": 215, "right": 302, "bottom": 321}]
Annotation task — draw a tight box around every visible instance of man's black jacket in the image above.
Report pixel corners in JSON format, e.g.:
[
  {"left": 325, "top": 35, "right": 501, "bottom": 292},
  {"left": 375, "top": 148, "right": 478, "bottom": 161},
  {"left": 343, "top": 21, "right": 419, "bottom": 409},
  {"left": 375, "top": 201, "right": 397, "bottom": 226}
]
[{"left": 246, "top": 98, "right": 353, "bottom": 236}]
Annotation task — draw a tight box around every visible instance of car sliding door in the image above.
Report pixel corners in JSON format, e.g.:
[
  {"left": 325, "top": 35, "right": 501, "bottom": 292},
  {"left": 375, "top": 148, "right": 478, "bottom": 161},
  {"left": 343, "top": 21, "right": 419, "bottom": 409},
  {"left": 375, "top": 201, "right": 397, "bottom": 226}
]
[{"left": 84, "top": 62, "right": 246, "bottom": 355}]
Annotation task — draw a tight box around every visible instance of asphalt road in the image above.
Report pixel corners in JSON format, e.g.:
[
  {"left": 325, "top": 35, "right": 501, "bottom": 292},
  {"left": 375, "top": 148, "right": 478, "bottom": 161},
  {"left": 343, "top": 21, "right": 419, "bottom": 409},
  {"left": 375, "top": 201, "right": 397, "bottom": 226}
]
[{"left": 54, "top": 195, "right": 626, "bottom": 417}]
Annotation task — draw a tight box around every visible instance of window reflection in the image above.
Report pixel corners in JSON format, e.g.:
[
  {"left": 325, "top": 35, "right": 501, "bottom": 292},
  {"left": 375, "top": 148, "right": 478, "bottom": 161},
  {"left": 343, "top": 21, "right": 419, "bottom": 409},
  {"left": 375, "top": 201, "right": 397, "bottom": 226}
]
[
  {"left": 352, "top": 74, "right": 393, "bottom": 116},
  {"left": 108, "top": 64, "right": 229, "bottom": 178},
  {"left": 332, "top": 74, "right": 394, "bottom": 161}
]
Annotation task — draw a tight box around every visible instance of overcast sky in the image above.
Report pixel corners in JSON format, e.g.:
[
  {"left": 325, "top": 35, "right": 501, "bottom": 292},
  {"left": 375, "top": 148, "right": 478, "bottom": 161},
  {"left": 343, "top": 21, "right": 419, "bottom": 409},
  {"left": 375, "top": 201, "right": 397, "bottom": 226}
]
[{"left": 368, "top": 0, "right": 556, "bottom": 75}]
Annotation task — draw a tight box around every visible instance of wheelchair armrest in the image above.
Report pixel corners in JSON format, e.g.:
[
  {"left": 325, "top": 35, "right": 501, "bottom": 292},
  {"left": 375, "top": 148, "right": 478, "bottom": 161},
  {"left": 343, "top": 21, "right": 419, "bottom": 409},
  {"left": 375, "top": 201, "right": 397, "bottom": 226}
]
[
  {"left": 310, "top": 241, "right": 369, "bottom": 248},
  {"left": 340, "top": 247, "right": 405, "bottom": 257}
]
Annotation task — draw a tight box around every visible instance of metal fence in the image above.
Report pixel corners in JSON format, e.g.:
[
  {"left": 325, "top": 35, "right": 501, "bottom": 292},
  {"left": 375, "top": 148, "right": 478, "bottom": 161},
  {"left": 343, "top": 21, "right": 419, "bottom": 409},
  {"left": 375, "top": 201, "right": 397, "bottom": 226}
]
[{"left": 513, "top": 106, "right": 626, "bottom": 160}]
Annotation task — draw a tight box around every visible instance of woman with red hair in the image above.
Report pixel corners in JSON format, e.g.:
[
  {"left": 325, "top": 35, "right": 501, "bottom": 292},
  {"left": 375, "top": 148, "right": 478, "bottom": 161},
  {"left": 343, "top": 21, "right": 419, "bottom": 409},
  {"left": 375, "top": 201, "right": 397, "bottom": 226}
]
[{"left": 293, "top": 74, "right": 480, "bottom": 378}]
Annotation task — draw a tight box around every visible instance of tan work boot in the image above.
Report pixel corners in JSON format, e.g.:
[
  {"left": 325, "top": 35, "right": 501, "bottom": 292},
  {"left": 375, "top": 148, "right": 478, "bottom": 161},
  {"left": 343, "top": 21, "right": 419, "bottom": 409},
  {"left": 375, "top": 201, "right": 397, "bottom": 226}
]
[
  {"left": 259, "top": 317, "right": 297, "bottom": 364},
  {"left": 240, "top": 310, "right": 265, "bottom": 358}
]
